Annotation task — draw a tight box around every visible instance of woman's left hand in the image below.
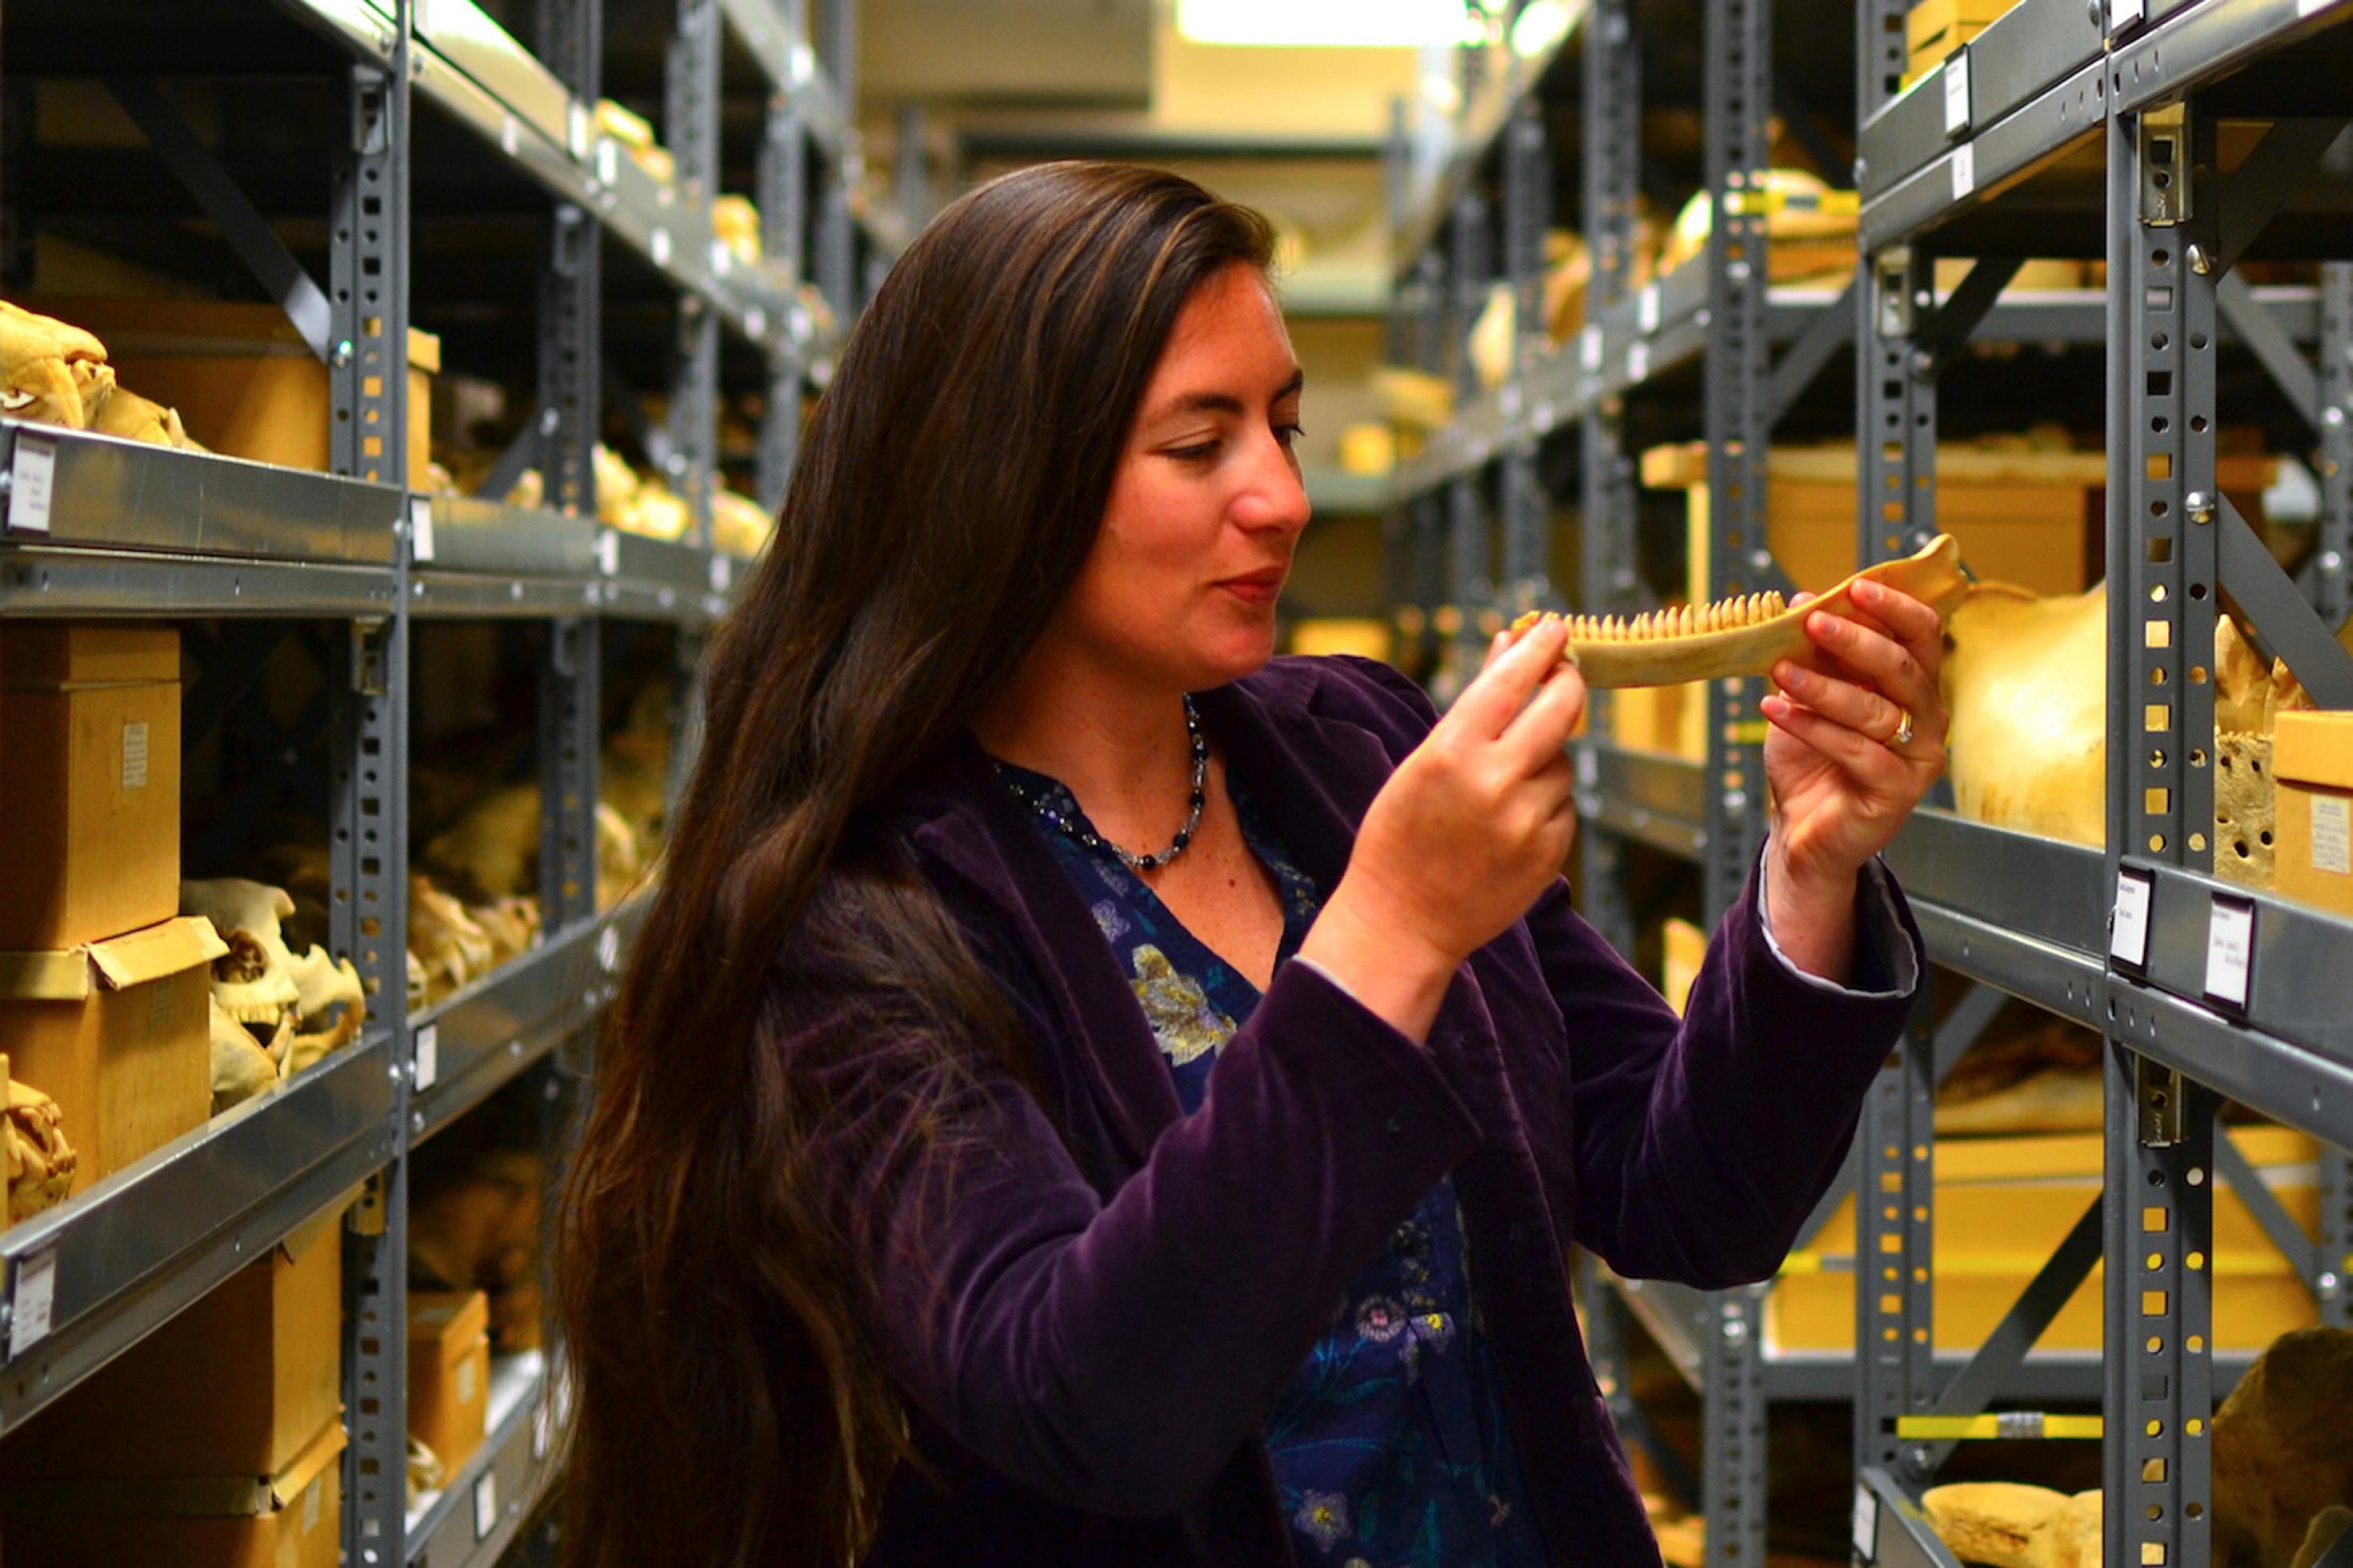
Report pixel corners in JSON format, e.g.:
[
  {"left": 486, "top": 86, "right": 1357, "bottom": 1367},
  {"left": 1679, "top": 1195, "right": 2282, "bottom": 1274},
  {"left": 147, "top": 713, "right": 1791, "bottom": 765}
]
[{"left": 1758, "top": 576, "right": 1948, "bottom": 972}]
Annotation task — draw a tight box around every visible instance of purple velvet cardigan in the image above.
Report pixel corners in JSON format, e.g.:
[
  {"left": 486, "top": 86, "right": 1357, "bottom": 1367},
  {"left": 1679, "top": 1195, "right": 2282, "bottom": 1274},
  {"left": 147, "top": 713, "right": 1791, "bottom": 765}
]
[{"left": 779, "top": 655, "right": 1920, "bottom": 1566}]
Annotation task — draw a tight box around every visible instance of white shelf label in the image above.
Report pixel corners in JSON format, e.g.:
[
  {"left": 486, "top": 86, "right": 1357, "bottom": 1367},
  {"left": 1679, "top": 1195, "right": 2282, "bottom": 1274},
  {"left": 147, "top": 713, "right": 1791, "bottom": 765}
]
[
  {"left": 596, "top": 140, "right": 618, "bottom": 188},
  {"left": 650, "top": 227, "right": 673, "bottom": 268},
  {"left": 10, "top": 431, "right": 58, "bottom": 534},
  {"left": 410, "top": 495, "right": 436, "bottom": 563},
  {"left": 1580, "top": 323, "right": 1604, "bottom": 374},
  {"left": 1575, "top": 744, "right": 1598, "bottom": 788},
  {"left": 500, "top": 113, "right": 519, "bottom": 158},
  {"left": 596, "top": 923, "right": 622, "bottom": 973},
  {"left": 532, "top": 1401, "right": 552, "bottom": 1462},
  {"left": 2203, "top": 896, "right": 2255, "bottom": 1009},
  {"left": 2110, "top": 867, "right": 2154, "bottom": 968},
  {"left": 710, "top": 239, "right": 733, "bottom": 278},
  {"left": 1636, "top": 284, "right": 1660, "bottom": 335},
  {"left": 2299, "top": 0, "right": 2335, "bottom": 14},
  {"left": 568, "top": 102, "right": 590, "bottom": 160},
  {"left": 473, "top": 1472, "right": 499, "bottom": 1541},
  {"left": 745, "top": 306, "right": 768, "bottom": 340},
  {"left": 415, "top": 1024, "right": 440, "bottom": 1091},
  {"left": 710, "top": 554, "right": 733, "bottom": 594},
  {"left": 2111, "top": 0, "right": 2146, "bottom": 26},
  {"left": 595, "top": 530, "right": 620, "bottom": 576},
  {"left": 1853, "top": 1485, "right": 1879, "bottom": 1558},
  {"left": 9, "top": 1248, "right": 57, "bottom": 1359},
  {"left": 1943, "top": 52, "right": 1971, "bottom": 137},
  {"left": 2312, "top": 794, "right": 2351, "bottom": 874},
  {"left": 1628, "top": 340, "right": 1651, "bottom": 383},
  {"left": 1950, "top": 143, "right": 1976, "bottom": 202},
  {"left": 122, "top": 720, "right": 150, "bottom": 791}
]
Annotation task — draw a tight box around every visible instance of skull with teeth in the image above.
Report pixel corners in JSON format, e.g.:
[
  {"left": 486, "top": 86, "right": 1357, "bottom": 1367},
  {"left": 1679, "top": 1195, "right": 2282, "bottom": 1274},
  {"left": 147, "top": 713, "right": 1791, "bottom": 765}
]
[
  {"left": 183, "top": 877, "right": 368, "bottom": 1087},
  {"left": 3, "top": 1053, "right": 77, "bottom": 1220}
]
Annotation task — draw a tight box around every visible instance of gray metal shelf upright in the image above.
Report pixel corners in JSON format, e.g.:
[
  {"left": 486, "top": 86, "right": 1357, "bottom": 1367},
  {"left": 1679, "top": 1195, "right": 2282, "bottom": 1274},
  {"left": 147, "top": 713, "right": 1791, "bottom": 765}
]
[
  {"left": 0, "top": 1, "right": 875, "bottom": 1563},
  {"left": 1846, "top": 2, "right": 2353, "bottom": 1565}
]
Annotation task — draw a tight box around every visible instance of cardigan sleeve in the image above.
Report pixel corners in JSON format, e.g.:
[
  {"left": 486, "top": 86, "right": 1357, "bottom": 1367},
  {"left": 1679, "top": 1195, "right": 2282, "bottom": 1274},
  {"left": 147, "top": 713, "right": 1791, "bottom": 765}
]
[
  {"left": 1323, "top": 653, "right": 1923, "bottom": 1287},
  {"left": 776, "top": 955, "right": 1482, "bottom": 1519}
]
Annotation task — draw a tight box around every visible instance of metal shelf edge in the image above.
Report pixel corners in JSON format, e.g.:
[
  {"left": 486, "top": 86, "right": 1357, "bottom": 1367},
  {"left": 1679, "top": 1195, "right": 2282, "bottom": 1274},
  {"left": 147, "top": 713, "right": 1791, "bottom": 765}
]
[{"left": 404, "top": 1350, "right": 551, "bottom": 1566}]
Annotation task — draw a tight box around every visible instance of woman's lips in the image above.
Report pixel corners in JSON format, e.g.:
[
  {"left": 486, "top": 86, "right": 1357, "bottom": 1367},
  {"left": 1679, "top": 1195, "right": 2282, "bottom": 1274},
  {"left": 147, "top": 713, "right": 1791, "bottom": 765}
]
[{"left": 1216, "top": 570, "right": 1285, "bottom": 605}]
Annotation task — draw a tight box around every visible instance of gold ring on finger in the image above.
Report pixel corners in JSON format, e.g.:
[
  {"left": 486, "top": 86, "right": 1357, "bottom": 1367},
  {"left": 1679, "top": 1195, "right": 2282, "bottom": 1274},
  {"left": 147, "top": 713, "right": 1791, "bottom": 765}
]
[{"left": 1889, "top": 710, "right": 1914, "bottom": 748}]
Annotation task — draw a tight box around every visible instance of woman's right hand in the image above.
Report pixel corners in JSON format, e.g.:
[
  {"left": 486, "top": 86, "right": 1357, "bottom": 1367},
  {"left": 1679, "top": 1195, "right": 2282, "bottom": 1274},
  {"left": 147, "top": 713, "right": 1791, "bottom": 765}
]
[{"left": 1299, "top": 619, "right": 1587, "bottom": 1042}]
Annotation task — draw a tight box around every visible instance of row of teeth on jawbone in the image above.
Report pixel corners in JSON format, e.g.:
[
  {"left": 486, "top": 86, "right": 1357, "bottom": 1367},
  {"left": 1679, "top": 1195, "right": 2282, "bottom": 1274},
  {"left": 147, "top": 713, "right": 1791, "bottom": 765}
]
[{"left": 1519, "top": 591, "right": 1793, "bottom": 643}]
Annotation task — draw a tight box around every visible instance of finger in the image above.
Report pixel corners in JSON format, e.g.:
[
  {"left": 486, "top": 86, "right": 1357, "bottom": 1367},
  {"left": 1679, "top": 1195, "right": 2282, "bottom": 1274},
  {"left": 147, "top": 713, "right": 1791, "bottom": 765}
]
[
  {"left": 1445, "top": 614, "right": 1571, "bottom": 737},
  {"left": 1771, "top": 659, "right": 1907, "bottom": 744},
  {"left": 1482, "top": 630, "right": 1509, "bottom": 673},
  {"left": 1500, "top": 661, "right": 1589, "bottom": 769},
  {"left": 1849, "top": 579, "right": 1946, "bottom": 684},
  {"left": 1762, "top": 695, "right": 1917, "bottom": 792},
  {"left": 1804, "top": 609, "right": 1942, "bottom": 739}
]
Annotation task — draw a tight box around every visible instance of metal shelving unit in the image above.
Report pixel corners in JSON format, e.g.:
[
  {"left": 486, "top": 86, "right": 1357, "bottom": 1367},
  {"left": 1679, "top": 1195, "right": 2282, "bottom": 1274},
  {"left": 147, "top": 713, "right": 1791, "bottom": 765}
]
[
  {"left": 1845, "top": 2, "right": 2353, "bottom": 1565},
  {"left": 0, "top": 2, "right": 873, "bottom": 1564},
  {"left": 1389, "top": 2, "right": 2353, "bottom": 1563}
]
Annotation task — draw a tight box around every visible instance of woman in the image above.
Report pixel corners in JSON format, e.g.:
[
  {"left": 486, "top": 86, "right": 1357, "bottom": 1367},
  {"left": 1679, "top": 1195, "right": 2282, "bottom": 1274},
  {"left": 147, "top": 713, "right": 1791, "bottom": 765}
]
[{"left": 558, "top": 162, "right": 1946, "bottom": 1568}]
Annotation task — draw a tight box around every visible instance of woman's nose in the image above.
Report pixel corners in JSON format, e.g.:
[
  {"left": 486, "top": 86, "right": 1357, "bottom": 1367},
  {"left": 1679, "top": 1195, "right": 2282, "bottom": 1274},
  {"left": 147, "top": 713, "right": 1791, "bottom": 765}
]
[{"left": 1232, "top": 433, "right": 1311, "bottom": 535}]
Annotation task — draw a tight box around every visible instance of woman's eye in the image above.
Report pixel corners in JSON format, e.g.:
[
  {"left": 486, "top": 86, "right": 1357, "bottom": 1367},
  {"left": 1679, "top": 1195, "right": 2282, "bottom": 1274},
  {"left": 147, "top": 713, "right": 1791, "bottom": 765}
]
[
  {"left": 1165, "top": 440, "right": 1221, "bottom": 462},
  {"left": 1275, "top": 423, "right": 1306, "bottom": 448}
]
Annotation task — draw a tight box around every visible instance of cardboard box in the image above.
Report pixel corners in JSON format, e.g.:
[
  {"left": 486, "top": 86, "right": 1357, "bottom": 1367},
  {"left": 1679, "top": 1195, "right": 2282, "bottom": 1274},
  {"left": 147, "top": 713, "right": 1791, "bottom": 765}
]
[
  {"left": 409, "top": 1289, "right": 492, "bottom": 1477},
  {"left": 1768, "top": 1125, "right": 2319, "bottom": 1354},
  {"left": 2274, "top": 711, "right": 2353, "bottom": 918},
  {"left": 0, "top": 624, "right": 181, "bottom": 950},
  {"left": 0, "top": 915, "right": 219, "bottom": 1191},
  {"left": 22, "top": 298, "right": 438, "bottom": 483},
  {"left": 4, "top": 1420, "right": 343, "bottom": 1568},
  {"left": 0, "top": 1195, "right": 348, "bottom": 1478}
]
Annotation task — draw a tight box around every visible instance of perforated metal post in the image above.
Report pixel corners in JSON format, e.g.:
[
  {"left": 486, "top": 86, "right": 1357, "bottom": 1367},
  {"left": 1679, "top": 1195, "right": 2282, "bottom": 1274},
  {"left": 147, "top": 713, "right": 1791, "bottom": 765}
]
[
  {"left": 1498, "top": 98, "right": 1551, "bottom": 615},
  {"left": 2106, "top": 98, "right": 2221, "bottom": 1568},
  {"left": 669, "top": 628, "right": 709, "bottom": 813},
  {"left": 756, "top": 92, "right": 808, "bottom": 515},
  {"left": 1577, "top": 0, "right": 1640, "bottom": 956},
  {"left": 1701, "top": 0, "right": 1775, "bottom": 1558},
  {"left": 539, "top": 0, "right": 600, "bottom": 516},
  {"left": 1445, "top": 188, "right": 1495, "bottom": 688},
  {"left": 330, "top": 25, "right": 412, "bottom": 1564},
  {"left": 665, "top": 0, "right": 721, "bottom": 544},
  {"left": 2316, "top": 262, "right": 2353, "bottom": 630},
  {"left": 540, "top": 619, "right": 602, "bottom": 932}
]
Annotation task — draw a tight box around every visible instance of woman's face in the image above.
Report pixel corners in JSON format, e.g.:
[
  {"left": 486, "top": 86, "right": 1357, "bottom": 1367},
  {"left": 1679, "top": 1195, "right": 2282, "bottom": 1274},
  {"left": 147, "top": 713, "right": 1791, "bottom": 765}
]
[{"left": 1047, "top": 262, "right": 1311, "bottom": 694}]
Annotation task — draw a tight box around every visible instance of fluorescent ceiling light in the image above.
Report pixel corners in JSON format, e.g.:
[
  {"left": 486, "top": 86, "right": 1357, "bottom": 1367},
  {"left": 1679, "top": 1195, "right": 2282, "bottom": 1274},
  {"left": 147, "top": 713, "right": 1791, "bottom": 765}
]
[{"left": 1176, "top": 0, "right": 1488, "bottom": 48}]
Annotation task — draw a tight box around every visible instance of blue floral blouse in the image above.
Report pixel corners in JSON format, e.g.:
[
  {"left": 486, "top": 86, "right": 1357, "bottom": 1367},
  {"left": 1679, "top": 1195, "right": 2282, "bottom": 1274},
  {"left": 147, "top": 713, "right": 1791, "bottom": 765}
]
[{"left": 995, "top": 756, "right": 1549, "bottom": 1568}]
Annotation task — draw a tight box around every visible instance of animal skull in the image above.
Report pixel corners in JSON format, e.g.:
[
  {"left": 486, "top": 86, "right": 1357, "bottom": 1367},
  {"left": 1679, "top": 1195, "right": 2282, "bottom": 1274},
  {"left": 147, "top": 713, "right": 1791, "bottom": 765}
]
[
  {"left": 182, "top": 878, "right": 303, "bottom": 1058},
  {"left": 3, "top": 1053, "right": 77, "bottom": 1221},
  {"left": 411, "top": 873, "right": 496, "bottom": 1004},
  {"left": 210, "top": 993, "right": 279, "bottom": 1114},
  {"left": 286, "top": 944, "right": 367, "bottom": 1074}
]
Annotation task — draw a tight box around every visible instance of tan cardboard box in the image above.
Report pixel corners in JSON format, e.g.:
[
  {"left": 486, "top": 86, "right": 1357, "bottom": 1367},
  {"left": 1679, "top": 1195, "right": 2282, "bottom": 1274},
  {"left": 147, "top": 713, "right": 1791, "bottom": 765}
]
[
  {"left": 2274, "top": 711, "right": 2353, "bottom": 918},
  {"left": 0, "top": 1194, "right": 348, "bottom": 1478},
  {"left": 22, "top": 298, "right": 438, "bottom": 482},
  {"left": 0, "top": 915, "right": 219, "bottom": 1191},
  {"left": 409, "top": 1289, "right": 492, "bottom": 1478},
  {"left": 3, "top": 1419, "right": 343, "bottom": 1568},
  {"left": 0, "top": 624, "right": 181, "bottom": 951}
]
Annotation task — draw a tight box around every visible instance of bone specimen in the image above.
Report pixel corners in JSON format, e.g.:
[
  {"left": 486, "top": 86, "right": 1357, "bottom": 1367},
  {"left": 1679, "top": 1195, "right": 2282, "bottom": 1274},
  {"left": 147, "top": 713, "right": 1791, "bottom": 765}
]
[
  {"left": 406, "top": 1434, "right": 445, "bottom": 1506},
  {"left": 183, "top": 877, "right": 365, "bottom": 1083},
  {"left": 424, "top": 784, "right": 644, "bottom": 915},
  {"left": 2, "top": 1054, "right": 77, "bottom": 1223},
  {"left": 0, "top": 299, "right": 110, "bottom": 429},
  {"left": 410, "top": 873, "right": 496, "bottom": 1005},
  {"left": 210, "top": 993, "right": 279, "bottom": 1114},
  {"left": 468, "top": 896, "right": 542, "bottom": 970},
  {"left": 1941, "top": 581, "right": 2109, "bottom": 847},
  {"left": 712, "top": 486, "right": 775, "bottom": 558},
  {"left": 1933, "top": 1010, "right": 2105, "bottom": 1135},
  {"left": 1923, "top": 1482, "right": 2101, "bottom": 1568},
  {"left": 2211, "top": 1326, "right": 2353, "bottom": 1568},
  {"left": 412, "top": 1146, "right": 544, "bottom": 1353},
  {"left": 1509, "top": 534, "right": 1969, "bottom": 688},
  {"left": 285, "top": 942, "right": 367, "bottom": 1073}
]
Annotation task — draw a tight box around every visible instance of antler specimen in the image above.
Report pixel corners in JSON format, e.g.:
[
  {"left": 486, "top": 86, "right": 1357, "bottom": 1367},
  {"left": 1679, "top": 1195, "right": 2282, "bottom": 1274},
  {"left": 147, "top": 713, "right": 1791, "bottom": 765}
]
[{"left": 1510, "top": 533, "right": 1969, "bottom": 688}]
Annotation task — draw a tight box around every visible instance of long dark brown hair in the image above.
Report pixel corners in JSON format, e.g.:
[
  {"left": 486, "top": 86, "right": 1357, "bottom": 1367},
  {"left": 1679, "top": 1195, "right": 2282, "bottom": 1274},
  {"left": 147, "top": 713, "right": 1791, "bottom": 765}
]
[{"left": 555, "top": 163, "right": 1275, "bottom": 1568}]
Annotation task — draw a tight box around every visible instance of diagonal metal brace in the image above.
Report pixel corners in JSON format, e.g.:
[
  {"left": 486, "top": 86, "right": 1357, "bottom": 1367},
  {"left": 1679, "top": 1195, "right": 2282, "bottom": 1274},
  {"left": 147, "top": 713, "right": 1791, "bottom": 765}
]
[
  {"left": 2219, "top": 495, "right": 2353, "bottom": 709},
  {"left": 1933, "top": 981, "right": 2009, "bottom": 1089},
  {"left": 1764, "top": 277, "right": 1859, "bottom": 431},
  {"left": 475, "top": 399, "right": 550, "bottom": 507},
  {"left": 2218, "top": 272, "right": 2320, "bottom": 427},
  {"left": 2212, "top": 1128, "right": 2321, "bottom": 1288},
  {"left": 1926, "top": 256, "right": 2026, "bottom": 357},
  {"left": 102, "top": 79, "right": 333, "bottom": 363},
  {"left": 2313, "top": 1513, "right": 2353, "bottom": 1567},
  {"left": 1913, "top": 1193, "right": 2102, "bottom": 1477},
  {"left": 2214, "top": 118, "right": 2350, "bottom": 278}
]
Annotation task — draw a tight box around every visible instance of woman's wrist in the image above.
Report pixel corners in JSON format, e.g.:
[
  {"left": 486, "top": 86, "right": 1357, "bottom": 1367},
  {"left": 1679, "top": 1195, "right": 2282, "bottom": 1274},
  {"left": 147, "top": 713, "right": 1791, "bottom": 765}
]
[
  {"left": 1299, "top": 881, "right": 1461, "bottom": 1045},
  {"left": 1763, "top": 832, "right": 1860, "bottom": 986}
]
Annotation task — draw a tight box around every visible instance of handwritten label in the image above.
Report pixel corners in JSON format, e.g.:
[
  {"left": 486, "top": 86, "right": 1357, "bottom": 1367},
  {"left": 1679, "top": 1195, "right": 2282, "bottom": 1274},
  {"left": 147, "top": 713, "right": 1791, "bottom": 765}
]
[
  {"left": 2110, "top": 868, "right": 2154, "bottom": 968},
  {"left": 2313, "top": 794, "right": 2351, "bottom": 874},
  {"left": 474, "top": 1472, "right": 499, "bottom": 1540},
  {"left": 9, "top": 431, "right": 57, "bottom": 534},
  {"left": 410, "top": 495, "right": 436, "bottom": 563},
  {"left": 9, "top": 1248, "right": 57, "bottom": 1359},
  {"left": 121, "top": 721, "right": 150, "bottom": 791},
  {"left": 1951, "top": 143, "right": 1977, "bottom": 202},
  {"left": 2203, "top": 896, "right": 2255, "bottom": 1009},
  {"left": 415, "top": 1024, "right": 440, "bottom": 1091},
  {"left": 1943, "top": 52, "right": 1971, "bottom": 137}
]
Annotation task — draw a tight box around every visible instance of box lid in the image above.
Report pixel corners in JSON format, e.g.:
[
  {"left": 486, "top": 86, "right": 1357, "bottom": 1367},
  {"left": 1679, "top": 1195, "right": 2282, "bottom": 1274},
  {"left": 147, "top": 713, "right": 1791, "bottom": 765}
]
[
  {"left": 16, "top": 297, "right": 439, "bottom": 371},
  {"left": 0, "top": 916, "right": 225, "bottom": 1001},
  {"left": 0, "top": 1419, "right": 345, "bottom": 1518},
  {"left": 409, "top": 1289, "right": 491, "bottom": 1361},
  {"left": 0, "top": 623, "right": 179, "bottom": 688},
  {"left": 2274, "top": 710, "right": 2353, "bottom": 788}
]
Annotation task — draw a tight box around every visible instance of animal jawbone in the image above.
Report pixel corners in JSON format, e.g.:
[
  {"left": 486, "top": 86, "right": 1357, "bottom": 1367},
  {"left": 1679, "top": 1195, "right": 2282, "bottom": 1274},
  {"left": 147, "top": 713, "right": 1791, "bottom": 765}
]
[{"left": 1511, "top": 533, "right": 1970, "bottom": 688}]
